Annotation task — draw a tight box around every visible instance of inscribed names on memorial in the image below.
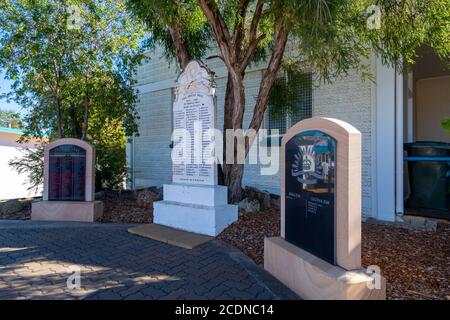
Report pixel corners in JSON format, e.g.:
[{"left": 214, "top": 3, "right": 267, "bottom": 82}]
[
  {"left": 172, "top": 61, "right": 216, "bottom": 186},
  {"left": 48, "top": 144, "right": 86, "bottom": 201}
]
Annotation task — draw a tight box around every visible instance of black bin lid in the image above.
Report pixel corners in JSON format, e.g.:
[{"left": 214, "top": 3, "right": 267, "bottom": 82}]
[{"left": 404, "top": 141, "right": 450, "bottom": 157}]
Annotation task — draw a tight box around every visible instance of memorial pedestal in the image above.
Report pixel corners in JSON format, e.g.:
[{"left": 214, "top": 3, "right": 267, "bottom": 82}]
[
  {"left": 31, "top": 200, "right": 103, "bottom": 222},
  {"left": 153, "top": 184, "right": 238, "bottom": 236},
  {"left": 153, "top": 61, "right": 237, "bottom": 237},
  {"left": 264, "top": 237, "right": 386, "bottom": 300}
]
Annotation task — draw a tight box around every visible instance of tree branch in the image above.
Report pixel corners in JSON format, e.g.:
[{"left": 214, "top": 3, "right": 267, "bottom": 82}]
[
  {"left": 239, "top": 0, "right": 265, "bottom": 73},
  {"left": 198, "top": 0, "right": 246, "bottom": 131},
  {"left": 246, "top": 24, "right": 289, "bottom": 152},
  {"left": 233, "top": 0, "right": 251, "bottom": 60},
  {"left": 206, "top": 55, "right": 225, "bottom": 62},
  {"left": 167, "top": 24, "right": 190, "bottom": 69},
  {"left": 81, "top": 80, "right": 90, "bottom": 141},
  {"left": 248, "top": 0, "right": 264, "bottom": 46},
  {"left": 198, "top": 0, "right": 235, "bottom": 67},
  {"left": 240, "top": 33, "right": 265, "bottom": 73}
]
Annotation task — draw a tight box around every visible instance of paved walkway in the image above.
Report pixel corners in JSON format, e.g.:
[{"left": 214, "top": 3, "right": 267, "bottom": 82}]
[{"left": 0, "top": 220, "right": 297, "bottom": 300}]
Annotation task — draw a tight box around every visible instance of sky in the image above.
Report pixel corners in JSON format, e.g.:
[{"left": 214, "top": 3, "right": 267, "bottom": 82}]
[{"left": 0, "top": 71, "right": 22, "bottom": 114}]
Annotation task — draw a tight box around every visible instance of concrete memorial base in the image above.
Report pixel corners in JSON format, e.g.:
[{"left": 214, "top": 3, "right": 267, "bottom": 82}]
[
  {"left": 128, "top": 223, "right": 213, "bottom": 249},
  {"left": 264, "top": 237, "right": 386, "bottom": 300},
  {"left": 153, "top": 184, "right": 238, "bottom": 236},
  {"left": 31, "top": 200, "right": 103, "bottom": 222}
]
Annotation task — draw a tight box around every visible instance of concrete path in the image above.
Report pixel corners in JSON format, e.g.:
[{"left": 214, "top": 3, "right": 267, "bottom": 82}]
[{"left": 0, "top": 220, "right": 298, "bottom": 300}]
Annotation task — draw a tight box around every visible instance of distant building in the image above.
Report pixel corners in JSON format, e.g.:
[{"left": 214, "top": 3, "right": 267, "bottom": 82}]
[{"left": 0, "top": 127, "right": 42, "bottom": 199}]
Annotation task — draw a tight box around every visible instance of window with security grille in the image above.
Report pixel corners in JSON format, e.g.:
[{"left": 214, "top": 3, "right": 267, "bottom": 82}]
[{"left": 266, "top": 72, "right": 312, "bottom": 135}]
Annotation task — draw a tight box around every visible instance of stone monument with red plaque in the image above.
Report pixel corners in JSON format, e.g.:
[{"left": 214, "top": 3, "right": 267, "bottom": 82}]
[{"left": 32, "top": 138, "right": 103, "bottom": 222}]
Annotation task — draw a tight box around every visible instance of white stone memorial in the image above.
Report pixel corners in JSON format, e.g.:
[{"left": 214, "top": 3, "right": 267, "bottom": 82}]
[{"left": 153, "top": 60, "right": 238, "bottom": 236}]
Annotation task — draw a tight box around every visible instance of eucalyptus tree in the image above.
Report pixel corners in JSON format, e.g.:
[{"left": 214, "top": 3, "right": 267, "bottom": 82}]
[{"left": 130, "top": 0, "right": 449, "bottom": 202}]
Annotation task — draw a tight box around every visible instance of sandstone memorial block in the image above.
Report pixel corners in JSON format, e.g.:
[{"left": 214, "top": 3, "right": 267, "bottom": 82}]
[
  {"left": 32, "top": 138, "right": 103, "bottom": 222},
  {"left": 153, "top": 60, "right": 238, "bottom": 236},
  {"left": 264, "top": 117, "right": 386, "bottom": 300}
]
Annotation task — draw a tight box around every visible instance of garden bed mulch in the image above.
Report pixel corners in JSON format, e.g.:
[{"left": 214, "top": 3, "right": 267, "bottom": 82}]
[
  {"left": 0, "top": 201, "right": 31, "bottom": 220},
  {"left": 97, "top": 198, "right": 152, "bottom": 224},
  {"left": 0, "top": 197, "right": 153, "bottom": 224},
  {"left": 217, "top": 208, "right": 450, "bottom": 300}
]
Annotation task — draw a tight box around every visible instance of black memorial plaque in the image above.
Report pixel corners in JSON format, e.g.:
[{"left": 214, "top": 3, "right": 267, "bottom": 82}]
[
  {"left": 284, "top": 130, "right": 336, "bottom": 264},
  {"left": 48, "top": 144, "right": 86, "bottom": 201}
]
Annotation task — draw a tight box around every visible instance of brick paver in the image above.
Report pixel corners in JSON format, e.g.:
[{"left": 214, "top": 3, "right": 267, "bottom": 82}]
[{"left": 0, "top": 220, "right": 298, "bottom": 300}]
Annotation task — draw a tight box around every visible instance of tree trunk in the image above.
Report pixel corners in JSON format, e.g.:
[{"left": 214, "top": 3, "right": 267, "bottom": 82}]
[
  {"left": 168, "top": 24, "right": 190, "bottom": 69},
  {"left": 219, "top": 74, "right": 234, "bottom": 186},
  {"left": 55, "top": 97, "right": 64, "bottom": 139},
  {"left": 70, "top": 104, "right": 82, "bottom": 138},
  {"left": 196, "top": 0, "right": 289, "bottom": 203},
  {"left": 223, "top": 163, "right": 244, "bottom": 203},
  {"left": 223, "top": 26, "right": 288, "bottom": 201},
  {"left": 233, "top": 79, "right": 246, "bottom": 202},
  {"left": 223, "top": 69, "right": 246, "bottom": 203},
  {"left": 221, "top": 71, "right": 249, "bottom": 203},
  {"left": 81, "top": 93, "right": 89, "bottom": 140},
  {"left": 246, "top": 25, "right": 289, "bottom": 153}
]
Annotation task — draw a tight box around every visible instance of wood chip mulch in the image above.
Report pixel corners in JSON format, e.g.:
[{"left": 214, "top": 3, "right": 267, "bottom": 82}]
[
  {"left": 97, "top": 198, "right": 152, "bottom": 224},
  {"left": 0, "top": 202, "right": 31, "bottom": 220},
  {"left": 218, "top": 209, "right": 450, "bottom": 300},
  {"left": 1, "top": 198, "right": 153, "bottom": 224},
  {"left": 218, "top": 208, "right": 281, "bottom": 264},
  {"left": 362, "top": 222, "right": 449, "bottom": 300}
]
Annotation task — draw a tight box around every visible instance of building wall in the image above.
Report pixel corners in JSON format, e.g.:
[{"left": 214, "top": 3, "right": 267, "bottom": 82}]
[
  {"left": 0, "top": 132, "right": 42, "bottom": 200},
  {"left": 130, "top": 47, "right": 375, "bottom": 218},
  {"left": 415, "top": 76, "right": 450, "bottom": 143},
  {"left": 312, "top": 73, "right": 374, "bottom": 216},
  {"left": 131, "top": 88, "right": 174, "bottom": 188}
]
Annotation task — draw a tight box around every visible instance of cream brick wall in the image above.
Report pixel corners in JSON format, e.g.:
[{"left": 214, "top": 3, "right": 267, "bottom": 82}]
[
  {"left": 312, "top": 74, "right": 374, "bottom": 217},
  {"left": 135, "top": 49, "right": 179, "bottom": 86},
  {"left": 131, "top": 88, "right": 173, "bottom": 188},
  {"left": 131, "top": 48, "right": 375, "bottom": 217}
]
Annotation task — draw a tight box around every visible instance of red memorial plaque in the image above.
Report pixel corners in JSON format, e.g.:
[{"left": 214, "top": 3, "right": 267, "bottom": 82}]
[{"left": 48, "top": 144, "right": 86, "bottom": 201}]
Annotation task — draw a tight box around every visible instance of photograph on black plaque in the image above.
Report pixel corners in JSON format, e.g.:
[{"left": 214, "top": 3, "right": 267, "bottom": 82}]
[
  {"left": 48, "top": 144, "right": 86, "bottom": 201},
  {"left": 284, "top": 130, "right": 336, "bottom": 264}
]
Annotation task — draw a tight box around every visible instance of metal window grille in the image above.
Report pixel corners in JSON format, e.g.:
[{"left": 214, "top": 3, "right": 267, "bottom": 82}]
[{"left": 267, "top": 72, "right": 312, "bottom": 134}]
